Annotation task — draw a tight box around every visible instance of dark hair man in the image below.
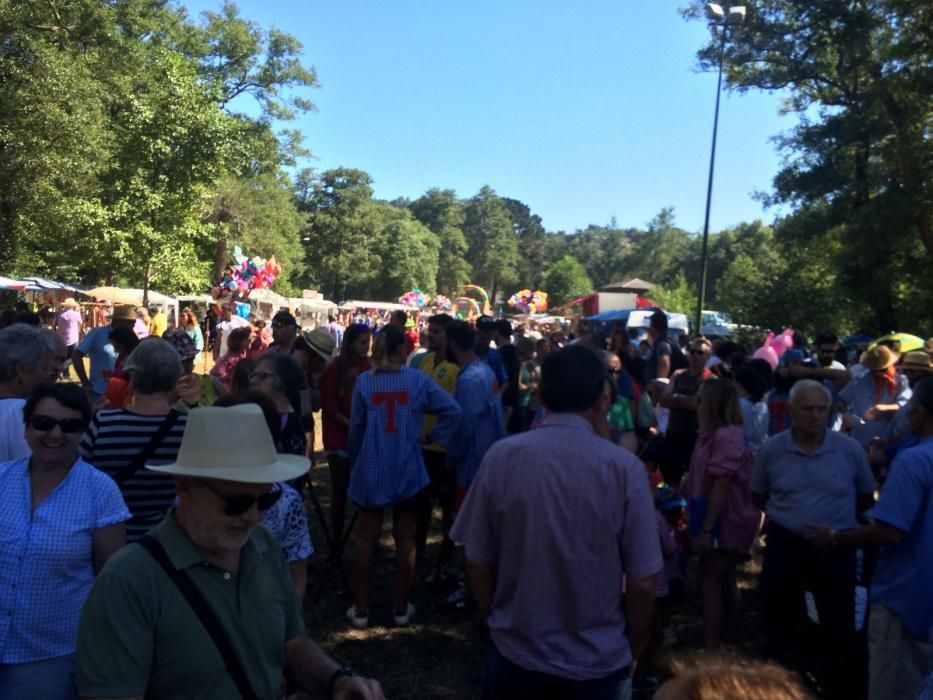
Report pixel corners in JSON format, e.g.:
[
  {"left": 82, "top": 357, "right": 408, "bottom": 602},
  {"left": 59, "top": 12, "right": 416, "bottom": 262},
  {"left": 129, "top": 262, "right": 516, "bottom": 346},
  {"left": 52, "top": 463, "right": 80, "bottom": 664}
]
[{"left": 452, "top": 345, "right": 661, "bottom": 698}]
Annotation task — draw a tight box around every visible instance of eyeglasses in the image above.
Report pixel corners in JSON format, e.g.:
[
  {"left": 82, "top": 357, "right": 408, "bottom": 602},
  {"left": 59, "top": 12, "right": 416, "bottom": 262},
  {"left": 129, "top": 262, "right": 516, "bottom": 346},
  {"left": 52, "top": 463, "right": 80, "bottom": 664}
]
[
  {"left": 249, "top": 370, "right": 275, "bottom": 382},
  {"left": 199, "top": 480, "right": 283, "bottom": 517},
  {"left": 30, "top": 415, "right": 84, "bottom": 433}
]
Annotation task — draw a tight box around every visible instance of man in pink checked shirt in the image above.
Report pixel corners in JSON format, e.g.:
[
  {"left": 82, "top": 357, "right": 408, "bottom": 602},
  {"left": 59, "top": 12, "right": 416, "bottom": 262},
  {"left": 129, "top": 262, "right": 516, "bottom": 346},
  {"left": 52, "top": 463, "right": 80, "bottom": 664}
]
[{"left": 452, "top": 344, "right": 662, "bottom": 700}]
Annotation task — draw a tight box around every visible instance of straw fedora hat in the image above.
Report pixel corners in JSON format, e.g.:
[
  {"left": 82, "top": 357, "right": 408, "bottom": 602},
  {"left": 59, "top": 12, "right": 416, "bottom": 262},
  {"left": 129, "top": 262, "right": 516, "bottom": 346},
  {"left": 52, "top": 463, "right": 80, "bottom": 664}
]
[
  {"left": 62, "top": 297, "right": 80, "bottom": 309},
  {"left": 860, "top": 345, "right": 897, "bottom": 371},
  {"left": 146, "top": 404, "right": 310, "bottom": 483},
  {"left": 111, "top": 304, "right": 137, "bottom": 322},
  {"left": 302, "top": 327, "right": 336, "bottom": 360},
  {"left": 901, "top": 351, "right": 933, "bottom": 374}
]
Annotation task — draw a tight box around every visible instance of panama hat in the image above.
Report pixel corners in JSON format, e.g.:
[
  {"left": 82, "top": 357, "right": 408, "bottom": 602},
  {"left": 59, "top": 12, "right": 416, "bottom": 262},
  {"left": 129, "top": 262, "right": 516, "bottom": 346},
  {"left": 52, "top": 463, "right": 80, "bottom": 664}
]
[
  {"left": 860, "top": 345, "right": 897, "bottom": 371},
  {"left": 146, "top": 404, "right": 310, "bottom": 483},
  {"left": 302, "top": 327, "right": 336, "bottom": 360},
  {"left": 901, "top": 351, "right": 933, "bottom": 374},
  {"left": 62, "top": 297, "right": 80, "bottom": 309},
  {"left": 111, "top": 304, "right": 137, "bottom": 322}
]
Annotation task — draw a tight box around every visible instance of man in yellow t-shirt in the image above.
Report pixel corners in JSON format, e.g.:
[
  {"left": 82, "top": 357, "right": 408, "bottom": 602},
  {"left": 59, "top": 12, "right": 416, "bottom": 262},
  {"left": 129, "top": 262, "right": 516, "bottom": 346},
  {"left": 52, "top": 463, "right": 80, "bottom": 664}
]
[
  {"left": 411, "top": 313, "right": 459, "bottom": 577},
  {"left": 148, "top": 305, "right": 167, "bottom": 338}
]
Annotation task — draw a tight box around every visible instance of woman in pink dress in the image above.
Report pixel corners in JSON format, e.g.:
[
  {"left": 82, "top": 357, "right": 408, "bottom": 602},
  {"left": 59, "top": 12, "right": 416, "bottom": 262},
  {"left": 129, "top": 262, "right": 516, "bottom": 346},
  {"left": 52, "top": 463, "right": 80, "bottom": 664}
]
[
  {"left": 209, "top": 327, "right": 250, "bottom": 389},
  {"left": 687, "top": 377, "right": 759, "bottom": 649}
]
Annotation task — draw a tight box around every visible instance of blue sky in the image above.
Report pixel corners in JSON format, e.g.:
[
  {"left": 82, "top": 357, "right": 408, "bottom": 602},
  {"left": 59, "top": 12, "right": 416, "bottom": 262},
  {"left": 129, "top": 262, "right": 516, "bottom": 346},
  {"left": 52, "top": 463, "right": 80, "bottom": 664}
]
[{"left": 179, "top": 0, "right": 794, "bottom": 234}]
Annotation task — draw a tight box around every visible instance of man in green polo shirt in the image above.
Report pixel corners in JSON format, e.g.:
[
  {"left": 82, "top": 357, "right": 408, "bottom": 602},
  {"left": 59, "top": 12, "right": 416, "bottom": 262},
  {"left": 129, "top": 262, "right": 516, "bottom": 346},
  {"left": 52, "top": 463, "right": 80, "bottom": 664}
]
[{"left": 76, "top": 405, "right": 383, "bottom": 700}]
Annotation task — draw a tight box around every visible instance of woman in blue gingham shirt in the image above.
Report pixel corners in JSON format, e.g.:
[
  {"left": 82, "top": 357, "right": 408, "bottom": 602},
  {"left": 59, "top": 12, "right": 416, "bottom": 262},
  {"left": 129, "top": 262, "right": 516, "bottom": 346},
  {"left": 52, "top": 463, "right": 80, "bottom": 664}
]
[
  {"left": 0, "top": 384, "right": 129, "bottom": 699},
  {"left": 346, "top": 325, "right": 461, "bottom": 628}
]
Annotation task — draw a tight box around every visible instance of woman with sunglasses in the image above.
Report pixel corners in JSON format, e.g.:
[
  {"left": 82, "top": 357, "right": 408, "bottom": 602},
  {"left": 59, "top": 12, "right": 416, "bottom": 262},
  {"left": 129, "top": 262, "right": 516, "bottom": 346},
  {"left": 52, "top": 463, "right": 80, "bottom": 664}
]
[
  {"left": 248, "top": 353, "right": 308, "bottom": 459},
  {"left": 322, "top": 323, "right": 371, "bottom": 552},
  {"left": 0, "top": 382, "right": 130, "bottom": 699},
  {"left": 346, "top": 325, "right": 462, "bottom": 629}
]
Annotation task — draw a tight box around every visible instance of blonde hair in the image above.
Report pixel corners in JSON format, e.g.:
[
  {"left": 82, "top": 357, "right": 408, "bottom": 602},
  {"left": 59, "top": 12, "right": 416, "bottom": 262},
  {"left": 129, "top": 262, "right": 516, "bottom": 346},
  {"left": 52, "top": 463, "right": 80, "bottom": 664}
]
[
  {"left": 696, "top": 377, "right": 743, "bottom": 432},
  {"left": 370, "top": 325, "right": 406, "bottom": 371},
  {"left": 663, "top": 655, "right": 815, "bottom": 700}
]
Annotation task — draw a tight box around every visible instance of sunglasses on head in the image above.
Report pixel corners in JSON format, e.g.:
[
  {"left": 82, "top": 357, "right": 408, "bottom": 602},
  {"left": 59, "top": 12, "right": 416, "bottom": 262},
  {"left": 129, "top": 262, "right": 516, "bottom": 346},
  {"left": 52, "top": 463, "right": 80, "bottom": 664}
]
[
  {"left": 30, "top": 415, "right": 84, "bottom": 433},
  {"left": 199, "top": 480, "right": 283, "bottom": 517}
]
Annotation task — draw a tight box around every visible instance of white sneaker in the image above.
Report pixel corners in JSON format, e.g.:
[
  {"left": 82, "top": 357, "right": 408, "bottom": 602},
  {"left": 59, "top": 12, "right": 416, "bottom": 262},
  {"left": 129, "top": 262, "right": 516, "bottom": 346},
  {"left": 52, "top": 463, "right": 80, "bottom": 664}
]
[
  {"left": 393, "top": 603, "right": 415, "bottom": 627},
  {"left": 346, "top": 606, "right": 369, "bottom": 630}
]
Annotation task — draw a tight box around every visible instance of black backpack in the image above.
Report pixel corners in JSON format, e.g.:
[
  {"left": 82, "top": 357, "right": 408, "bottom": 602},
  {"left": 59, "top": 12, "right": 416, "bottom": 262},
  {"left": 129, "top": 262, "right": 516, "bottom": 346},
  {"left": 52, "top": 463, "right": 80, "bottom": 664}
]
[{"left": 665, "top": 339, "right": 689, "bottom": 372}]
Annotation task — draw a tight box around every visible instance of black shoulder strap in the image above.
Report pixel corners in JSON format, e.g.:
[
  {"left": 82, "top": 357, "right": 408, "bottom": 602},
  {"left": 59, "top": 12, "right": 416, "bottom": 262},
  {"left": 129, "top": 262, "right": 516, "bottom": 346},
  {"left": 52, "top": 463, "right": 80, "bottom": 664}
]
[
  {"left": 112, "top": 410, "right": 181, "bottom": 486},
  {"left": 137, "top": 536, "right": 258, "bottom": 700}
]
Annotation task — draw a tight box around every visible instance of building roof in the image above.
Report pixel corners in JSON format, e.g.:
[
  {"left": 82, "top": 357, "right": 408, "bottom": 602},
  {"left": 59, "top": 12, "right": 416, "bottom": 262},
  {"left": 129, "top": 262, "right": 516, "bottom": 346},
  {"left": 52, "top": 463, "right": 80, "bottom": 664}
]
[{"left": 600, "top": 278, "right": 654, "bottom": 292}]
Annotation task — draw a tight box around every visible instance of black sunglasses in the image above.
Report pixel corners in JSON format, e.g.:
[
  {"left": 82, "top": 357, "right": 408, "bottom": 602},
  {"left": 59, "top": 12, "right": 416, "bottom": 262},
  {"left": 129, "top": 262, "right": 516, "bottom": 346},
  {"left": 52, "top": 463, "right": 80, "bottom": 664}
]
[
  {"left": 30, "top": 415, "right": 84, "bottom": 434},
  {"left": 689, "top": 349, "right": 709, "bottom": 356},
  {"left": 200, "top": 480, "right": 283, "bottom": 517}
]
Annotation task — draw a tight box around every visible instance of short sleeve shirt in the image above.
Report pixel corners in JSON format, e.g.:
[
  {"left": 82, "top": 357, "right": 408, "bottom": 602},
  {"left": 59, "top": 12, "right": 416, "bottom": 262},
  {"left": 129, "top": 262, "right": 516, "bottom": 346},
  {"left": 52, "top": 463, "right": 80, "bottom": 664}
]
[
  {"left": 261, "top": 483, "right": 314, "bottom": 562},
  {"left": 76, "top": 511, "right": 304, "bottom": 699},
  {"left": 869, "top": 437, "right": 933, "bottom": 640},
  {"left": 76, "top": 326, "right": 117, "bottom": 395},
  {"left": 57, "top": 308, "right": 82, "bottom": 346},
  {"left": 0, "top": 399, "right": 29, "bottom": 462},
  {"left": 751, "top": 429, "right": 875, "bottom": 534},
  {"left": 0, "top": 458, "right": 130, "bottom": 663},
  {"left": 451, "top": 414, "right": 662, "bottom": 680}
]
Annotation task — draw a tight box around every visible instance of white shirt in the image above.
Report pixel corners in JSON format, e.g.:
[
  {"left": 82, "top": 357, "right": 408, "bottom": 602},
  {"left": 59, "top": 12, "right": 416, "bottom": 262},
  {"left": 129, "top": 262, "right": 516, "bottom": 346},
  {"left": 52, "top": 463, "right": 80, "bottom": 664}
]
[
  {"left": 217, "top": 316, "right": 250, "bottom": 356},
  {"left": 0, "top": 398, "right": 29, "bottom": 461}
]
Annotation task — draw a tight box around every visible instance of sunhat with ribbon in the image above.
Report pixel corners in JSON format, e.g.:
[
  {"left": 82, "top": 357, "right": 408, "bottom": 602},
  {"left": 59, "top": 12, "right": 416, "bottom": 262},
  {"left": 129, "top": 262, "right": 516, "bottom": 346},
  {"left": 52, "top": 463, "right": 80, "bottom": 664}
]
[
  {"left": 302, "top": 327, "right": 336, "bottom": 361},
  {"left": 860, "top": 345, "right": 897, "bottom": 371},
  {"left": 901, "top": 351, "right": 933, "bottom": 374},
  {"left": 146, "top": 404, "right": 310, "bottom": 483}
]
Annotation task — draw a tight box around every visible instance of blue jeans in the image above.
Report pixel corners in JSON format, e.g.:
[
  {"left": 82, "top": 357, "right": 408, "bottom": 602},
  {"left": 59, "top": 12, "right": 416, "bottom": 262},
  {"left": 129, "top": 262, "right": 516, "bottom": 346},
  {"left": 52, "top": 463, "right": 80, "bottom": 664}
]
[
  {"left": 483, "top": 643, "right": 631, "bottom": 700},
  {"left": 0, "top": 654, "right": 77, "bottom": 700}
]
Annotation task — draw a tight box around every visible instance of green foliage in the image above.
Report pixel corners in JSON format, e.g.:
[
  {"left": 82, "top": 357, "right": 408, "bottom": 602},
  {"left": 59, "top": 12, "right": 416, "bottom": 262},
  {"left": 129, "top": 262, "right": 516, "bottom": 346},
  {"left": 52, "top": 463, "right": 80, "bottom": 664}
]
[
  {"left": 365, "top": 203, "right": 439, "bottom": 300},
  {"left": 463, "top": 186, "right": 519, "bottom": 302},
  {"left": 649, "top": 271, "right": 697, "bottom": 316},
  {"left": 541, "top": 255, "right": 593, "bottom": 307},
  {"left": 682, "top": 0, "right": 933, "bottom": 332},
  {"left": 409, "top": 189, "right": 471, "bottom": 295}
]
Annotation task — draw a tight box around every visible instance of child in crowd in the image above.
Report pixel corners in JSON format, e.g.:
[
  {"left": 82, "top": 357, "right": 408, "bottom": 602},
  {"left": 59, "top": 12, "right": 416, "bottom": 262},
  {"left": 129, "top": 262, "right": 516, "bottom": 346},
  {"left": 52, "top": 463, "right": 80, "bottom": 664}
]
[{"left": 656, "top": 486, "right": 688, "bottom": 647}]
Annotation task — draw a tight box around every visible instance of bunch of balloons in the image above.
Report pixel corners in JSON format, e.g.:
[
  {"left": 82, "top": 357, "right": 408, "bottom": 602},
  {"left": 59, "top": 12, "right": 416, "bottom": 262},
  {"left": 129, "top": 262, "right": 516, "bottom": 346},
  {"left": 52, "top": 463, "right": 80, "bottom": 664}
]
[
  {"left": 433, "top": 295, "right": 452, "bottom": 310},
  {"left": 752, "top": 328, "right": 794, "bottom": 370},
  {"left": 507, "top": 289, "right": 549, "bottom": 314},
  {"left": 210, "top": 246, "right": 281, "bottom": 301},
  {"left": 398, "top": 289, "right": 427, "bottom": 307}
]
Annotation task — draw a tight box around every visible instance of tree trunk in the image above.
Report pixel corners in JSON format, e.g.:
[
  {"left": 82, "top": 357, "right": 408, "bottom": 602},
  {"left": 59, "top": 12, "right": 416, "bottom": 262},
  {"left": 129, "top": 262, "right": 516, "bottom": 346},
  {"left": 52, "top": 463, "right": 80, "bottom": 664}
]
[
  {"left": 142, "top": 259, "right": 151, "bottom": 307},
  {"left": 213, "top": 224, "right": 228, "bottom": 282}
]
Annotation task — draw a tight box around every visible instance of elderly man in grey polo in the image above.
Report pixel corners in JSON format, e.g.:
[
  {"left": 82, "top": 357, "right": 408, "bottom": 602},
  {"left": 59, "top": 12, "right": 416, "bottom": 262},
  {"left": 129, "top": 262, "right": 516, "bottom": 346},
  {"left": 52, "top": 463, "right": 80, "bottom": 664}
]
[
  {"left": 751, "top": 379, "right": 876, "bottom": 700},
  {"left": 75, "top": 405, "right": 383, "bottom": 700}
]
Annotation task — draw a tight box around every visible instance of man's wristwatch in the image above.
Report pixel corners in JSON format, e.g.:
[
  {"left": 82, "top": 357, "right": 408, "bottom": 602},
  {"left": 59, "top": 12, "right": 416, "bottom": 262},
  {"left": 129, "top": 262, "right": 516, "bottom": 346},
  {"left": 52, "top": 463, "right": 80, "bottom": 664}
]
[{"left": 327, "top": 666, "right": 355, "bottom": 696}]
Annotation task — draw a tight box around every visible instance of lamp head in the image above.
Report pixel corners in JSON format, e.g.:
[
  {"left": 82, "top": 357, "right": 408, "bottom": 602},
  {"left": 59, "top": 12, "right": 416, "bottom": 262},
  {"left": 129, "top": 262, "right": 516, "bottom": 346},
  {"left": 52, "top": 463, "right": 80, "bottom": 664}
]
[
  {"left": 706, "top": 3, "right": 725, "bottom": 19},
  {"left": 727, "top": 5, "right": 746, "bottom": 23}
]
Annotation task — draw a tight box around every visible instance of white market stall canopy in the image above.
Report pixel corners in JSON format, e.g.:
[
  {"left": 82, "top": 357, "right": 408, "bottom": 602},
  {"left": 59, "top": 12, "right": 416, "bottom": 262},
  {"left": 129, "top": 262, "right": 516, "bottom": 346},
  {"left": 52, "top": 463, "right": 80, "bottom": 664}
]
[{"left": 341, "top": 300, "right": 412, "bottom": 311}]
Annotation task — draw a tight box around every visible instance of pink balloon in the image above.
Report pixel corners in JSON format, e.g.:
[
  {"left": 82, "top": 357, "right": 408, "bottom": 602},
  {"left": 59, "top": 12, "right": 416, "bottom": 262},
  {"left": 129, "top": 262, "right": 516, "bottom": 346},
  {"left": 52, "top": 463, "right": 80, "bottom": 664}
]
[{"left": 753, "top": 346, "right": 779, "bottom": 370}]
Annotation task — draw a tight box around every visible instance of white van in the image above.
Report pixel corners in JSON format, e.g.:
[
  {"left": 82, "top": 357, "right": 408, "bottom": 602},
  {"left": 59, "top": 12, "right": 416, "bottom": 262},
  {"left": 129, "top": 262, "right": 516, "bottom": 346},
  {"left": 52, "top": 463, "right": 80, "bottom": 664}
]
[{"left": 626, "top": 310, "right": 690, "bottom": 342}]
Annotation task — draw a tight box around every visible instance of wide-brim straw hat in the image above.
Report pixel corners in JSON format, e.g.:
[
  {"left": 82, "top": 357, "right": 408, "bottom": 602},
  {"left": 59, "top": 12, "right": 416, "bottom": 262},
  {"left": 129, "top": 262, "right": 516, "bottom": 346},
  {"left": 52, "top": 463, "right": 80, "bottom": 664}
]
[
  {"left": 147, "top": 404, "right": 310, "bottom": 483},
  {"left": 901, "top": 351, "right": 933, "bottom": 373},
  {"left": 62, "top": 297, "right": 80, "bottom": 309},
  {"left": 302, "top": 327, "right": 336, "bottom": 360},
  {"left": 111, "top": 304, "right": 137, "bottom": 322},
  {"left": 860, "top": 345, "right": 897, "bottom": 371}
]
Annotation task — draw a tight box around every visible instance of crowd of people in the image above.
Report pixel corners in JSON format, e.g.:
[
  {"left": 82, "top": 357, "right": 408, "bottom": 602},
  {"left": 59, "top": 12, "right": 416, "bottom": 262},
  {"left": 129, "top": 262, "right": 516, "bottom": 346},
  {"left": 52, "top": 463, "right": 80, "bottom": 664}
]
[{"left": 0, "top": 299, "right": 931, "bottom": 700}]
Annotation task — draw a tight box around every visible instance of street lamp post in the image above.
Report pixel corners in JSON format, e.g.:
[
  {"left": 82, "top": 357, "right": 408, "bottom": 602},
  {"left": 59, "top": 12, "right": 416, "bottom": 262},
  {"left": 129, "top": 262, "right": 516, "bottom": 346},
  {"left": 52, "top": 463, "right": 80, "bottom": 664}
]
[{"left": 694, "top": 3, "right": 745, "bottom": 337}]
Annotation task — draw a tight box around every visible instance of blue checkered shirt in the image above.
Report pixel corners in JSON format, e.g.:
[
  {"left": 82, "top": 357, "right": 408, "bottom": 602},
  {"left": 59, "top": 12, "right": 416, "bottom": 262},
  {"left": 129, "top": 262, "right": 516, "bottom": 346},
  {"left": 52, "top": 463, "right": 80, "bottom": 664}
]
[
  {"left": 348, "top": 367, "right": 462, "bottom": 508},
  {"left": 0, "top": 457, "right": 130, "bottom": 662}
]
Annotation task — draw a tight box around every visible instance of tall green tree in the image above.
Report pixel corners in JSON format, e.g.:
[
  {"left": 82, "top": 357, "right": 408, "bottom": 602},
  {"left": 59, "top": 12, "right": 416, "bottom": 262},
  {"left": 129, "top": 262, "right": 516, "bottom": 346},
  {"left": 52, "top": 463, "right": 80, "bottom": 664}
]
[
  {"left": 363, "top": 203, "right": 440, "bottom": 300},
  {"left": 409, "top": 189, "right": 471, "bottom": 295},
  {"left": 503, "top": 197, "right": 548, "bottom": 290},
  {"left": 298, "top": 168, "right": 381, "bottom": 301},
  {"left": 542, "top": 255, "right": 594, "bottom": 307},
  {"left": 462, "top": 186, "right": 519, "bottom": 304},
  {"left": 683, "top": 0, "right": 933, "bottom": 331}
]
